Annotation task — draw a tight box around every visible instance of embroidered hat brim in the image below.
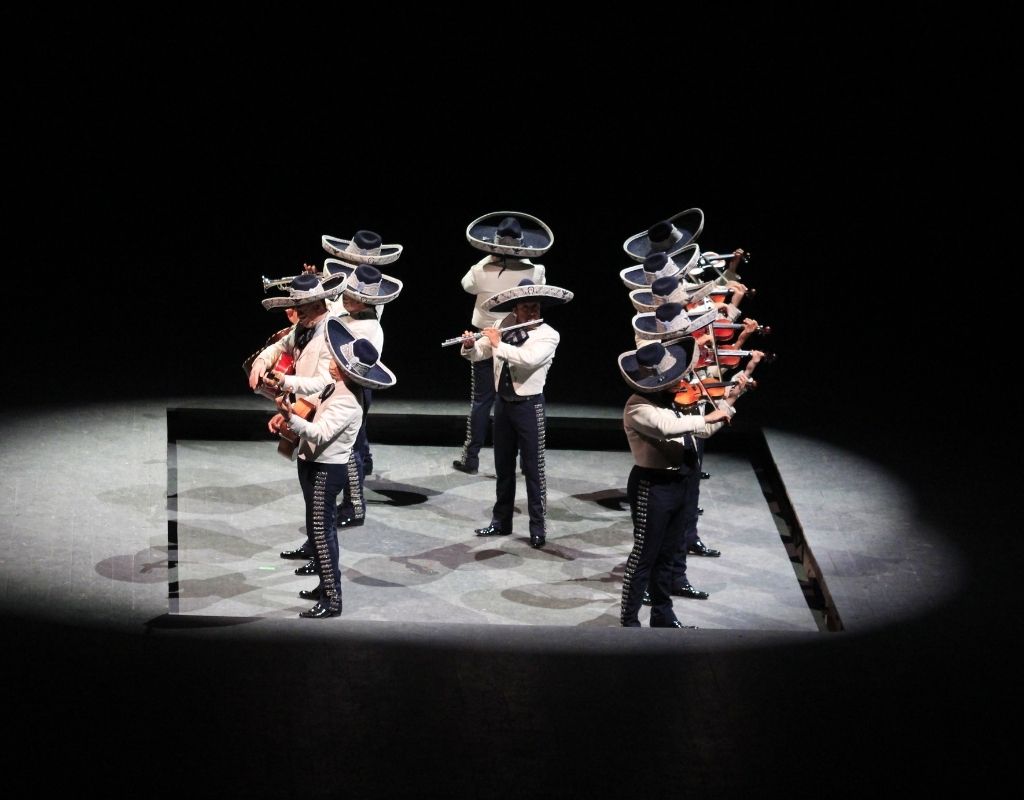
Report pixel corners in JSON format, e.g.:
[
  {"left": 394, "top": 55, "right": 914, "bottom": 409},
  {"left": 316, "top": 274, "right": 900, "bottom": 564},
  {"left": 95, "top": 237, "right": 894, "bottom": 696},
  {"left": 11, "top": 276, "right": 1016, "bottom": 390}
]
[
  {"left": 322, "top": 259, "right": 403, "bottom": 305},
  {"left": 466, "top": 211, "right": 554, "bottom": 257},
  {"left": 632, "top": 306, "right": 721, "bottom": 340},
  {"left": 483, "top": 283, "right": 574, "bottom": 313},
  {"left": 623, "top": 208, "right": 705, "bottom": 262},
  {"left": 261, "top": 274, "right": 347, "bottom": 310},
  {"left": 618, "top": 339, "right": 699, "bottom": 392},
  {"left": 325, "top": 317, "right": 397, "bottom": 389},
  {"left": 619, "top": 244, "right": 702, "bottom": 290},
  {"left": 321, "top": 235, "right": 403, "bottom": 265}
]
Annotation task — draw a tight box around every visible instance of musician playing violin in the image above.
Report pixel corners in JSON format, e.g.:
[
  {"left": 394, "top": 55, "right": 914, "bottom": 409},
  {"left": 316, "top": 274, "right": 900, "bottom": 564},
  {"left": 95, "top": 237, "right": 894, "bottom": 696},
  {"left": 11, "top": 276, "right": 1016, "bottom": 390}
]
[{"left": 618, "top": 339, "right": 752, "bottom": 628}]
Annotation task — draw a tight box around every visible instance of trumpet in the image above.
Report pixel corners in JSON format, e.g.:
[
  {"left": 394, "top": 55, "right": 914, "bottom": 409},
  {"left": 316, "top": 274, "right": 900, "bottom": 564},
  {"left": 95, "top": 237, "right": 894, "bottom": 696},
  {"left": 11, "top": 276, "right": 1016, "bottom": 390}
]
[
  {"left": 441, "top": 319, "right": 543, "bottom": 347},
  {"left": 261, "top": 264, "right": 322, "bottom": 293},
  {"left": 262, "top": 274, "right": 301, "bottom": 293}
]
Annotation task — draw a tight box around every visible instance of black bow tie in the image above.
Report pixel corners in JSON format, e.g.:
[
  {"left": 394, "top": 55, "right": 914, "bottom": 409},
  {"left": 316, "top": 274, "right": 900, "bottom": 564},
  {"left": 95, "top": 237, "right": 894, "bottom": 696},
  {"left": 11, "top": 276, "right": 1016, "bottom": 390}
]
[
  {"left": 502, "top": 327, "right": 530, "bottom": 346},
  {"left": 295, "top": 324, "right": 316, "bottom": 350}
]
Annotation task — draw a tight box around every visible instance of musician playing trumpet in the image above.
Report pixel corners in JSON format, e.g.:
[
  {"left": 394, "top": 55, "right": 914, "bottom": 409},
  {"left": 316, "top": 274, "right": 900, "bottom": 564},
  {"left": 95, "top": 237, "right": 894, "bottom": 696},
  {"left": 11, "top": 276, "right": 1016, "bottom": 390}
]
[{"left": 459, "top": 278, "right": 573, "bottom": 549}]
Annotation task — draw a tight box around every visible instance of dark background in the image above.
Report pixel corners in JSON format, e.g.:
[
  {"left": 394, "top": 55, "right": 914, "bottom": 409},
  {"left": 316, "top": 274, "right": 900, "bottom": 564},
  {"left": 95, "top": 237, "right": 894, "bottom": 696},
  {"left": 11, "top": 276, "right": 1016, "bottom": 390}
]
[{"left": 10, "top": 16, "right": 996, "bottom": 439}]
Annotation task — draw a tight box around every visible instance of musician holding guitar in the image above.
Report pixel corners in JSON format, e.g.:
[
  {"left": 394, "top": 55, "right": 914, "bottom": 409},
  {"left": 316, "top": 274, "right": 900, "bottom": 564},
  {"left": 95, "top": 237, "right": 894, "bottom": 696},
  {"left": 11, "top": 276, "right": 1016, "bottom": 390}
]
[
  {"left": 248, "top": 272, "right": 346, "bottom": 572},
  {"left": 273, "top": 318, "right": 397, "bottom": 619}
]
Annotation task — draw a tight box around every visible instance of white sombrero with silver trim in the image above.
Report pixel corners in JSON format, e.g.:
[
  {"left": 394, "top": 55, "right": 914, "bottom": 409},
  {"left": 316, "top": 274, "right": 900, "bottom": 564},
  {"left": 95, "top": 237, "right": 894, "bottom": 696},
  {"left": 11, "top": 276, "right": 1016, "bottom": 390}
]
[
  {"left": 323, "top": 259, "right": 403, "bottom": 305},
  {"left": 261, "top": 272, "right": 347, "bottom": 310},
  {"left": 321, "top": 229, "right": 403, "bottom": 265},
  {"left": 632, "top": 302, "right": 721, "bottom": 341},
  {"left": 619, "top": 244, "right": 701, "bottom": 291},
  {"left": 482, "top": 278, "right": 573, "bottom": 313}
]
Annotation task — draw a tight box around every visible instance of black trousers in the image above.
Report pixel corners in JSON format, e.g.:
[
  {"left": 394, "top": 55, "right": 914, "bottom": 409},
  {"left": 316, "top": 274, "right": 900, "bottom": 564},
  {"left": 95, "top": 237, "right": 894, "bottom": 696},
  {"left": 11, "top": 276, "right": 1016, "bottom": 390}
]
[
  {"left": 297, "top": 459, "right": 347, "bottom": 612},
  {"left": 458, "top": 358, "right": 496, "bottom": 469},
  {"left": 669, "top": 437, "right": 704, "bottom": 588},
  {"left": 490, "top": 394, "right": 546, "bottom": 538},
  {"left": 620, "top": 465, "right": 698, "bottom": 627}
]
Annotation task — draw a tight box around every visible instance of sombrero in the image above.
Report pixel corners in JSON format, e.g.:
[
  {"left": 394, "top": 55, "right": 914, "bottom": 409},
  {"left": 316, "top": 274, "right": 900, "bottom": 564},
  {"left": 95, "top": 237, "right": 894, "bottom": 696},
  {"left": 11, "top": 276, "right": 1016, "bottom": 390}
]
[
  {"left": 261, "top": 272, "right": 347, "bottom": 310},
  {"left": 619, "top": 244, "right": 701, "bottom": 290},
  {"left": 618, "top": 339, "right": 699, "bottom": 393},
  {"left": 482, "top": 278, "right": 573, "bottom": 313},
  {"left": 321, "top": 229, "right": 403, "bottom": 265},
  {"left": 325, "top": 317, "right": 397, "bottom": 390},
  {"left": 322, "top": 259, "right": 402, "bottom": 305},
  {"left": 622, "top": 208, "right": 705, "bottom": 261},
  {"left": 466, "top": 211, "right": 554, "bottom": 257}
]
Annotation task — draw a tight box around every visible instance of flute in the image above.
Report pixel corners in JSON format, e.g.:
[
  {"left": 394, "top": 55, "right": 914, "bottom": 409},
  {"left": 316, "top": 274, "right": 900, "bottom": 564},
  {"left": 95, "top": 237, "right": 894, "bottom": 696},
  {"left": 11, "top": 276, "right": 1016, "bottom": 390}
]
[{"left": 440, "top": 319, "right": 543, "bottom": 347}]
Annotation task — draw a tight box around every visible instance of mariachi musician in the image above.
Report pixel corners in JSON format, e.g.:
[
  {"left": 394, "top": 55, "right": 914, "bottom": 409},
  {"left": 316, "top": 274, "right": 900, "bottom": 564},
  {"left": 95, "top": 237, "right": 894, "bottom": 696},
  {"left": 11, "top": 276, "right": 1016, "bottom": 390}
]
[
  {"left": 247, "top": 271, "right": 346, "bottom": 575},
  {"left": 619, "top": 209, "right": 770, "bottom": 611}
]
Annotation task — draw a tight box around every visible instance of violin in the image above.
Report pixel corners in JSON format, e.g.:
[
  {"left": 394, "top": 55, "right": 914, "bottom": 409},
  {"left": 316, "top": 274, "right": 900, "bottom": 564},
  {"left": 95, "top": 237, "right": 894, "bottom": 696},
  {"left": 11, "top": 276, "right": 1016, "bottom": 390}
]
[
  {"left": 713, "top": 321, "right": 772, "bottom": 343},
  {"left": 709, "top": 286, "right": 758, "bottom": 303},
  {"left": 673, "top": 378, "right": 754, "bottom": 408}
]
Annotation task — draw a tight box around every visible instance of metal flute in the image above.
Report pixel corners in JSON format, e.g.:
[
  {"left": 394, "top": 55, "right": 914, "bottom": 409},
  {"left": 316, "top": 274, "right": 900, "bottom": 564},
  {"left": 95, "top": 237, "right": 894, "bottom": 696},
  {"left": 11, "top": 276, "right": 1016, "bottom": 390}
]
[{"left": 440, "top": 319, "right": 544, "bottom": 347}]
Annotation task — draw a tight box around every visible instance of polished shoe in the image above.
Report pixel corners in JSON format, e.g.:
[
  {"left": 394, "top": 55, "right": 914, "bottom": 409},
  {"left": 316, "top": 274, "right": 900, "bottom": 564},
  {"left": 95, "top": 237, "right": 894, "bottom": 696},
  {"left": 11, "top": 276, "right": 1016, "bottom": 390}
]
[
  {"left": 671, "top": 582, "right": 710, "bottom": 600},
  {"left": 698, "top": 506, "right": 704, "bottom": 515},
  {"left": 452, "top": 460, "right": 478, "bottom": 475},
  {"left": 651, "top": 619, "right": 699, "bottom": 629},
  {"left": 529, "top": 534, "right": 546, "bottom": 549},
  {"left": 280, "top": 546, "right": 312, "bottom": 560},
  {"left": 298, "top": 601, "right": 340, "bottom": 619},
  {"left": 337, "top": 516, "right": 364, "bottom": 528},
  {"left": 474, "top": 523, "right": 509, "bottom": 537},
  {"left": 687, "top": 538, "right": 720, "bottom": 558},
  {"left": 642, "top": 589, "right": 652, "bottom": 606},
  {"left": 295, "top": 559, "right": 318, "bottom": 576},
  {"left": 299, "top": 583, "right": 322, "bottom": 601},
  {"left": 700, "top": 471, "right": 711, "bottom": 480}
]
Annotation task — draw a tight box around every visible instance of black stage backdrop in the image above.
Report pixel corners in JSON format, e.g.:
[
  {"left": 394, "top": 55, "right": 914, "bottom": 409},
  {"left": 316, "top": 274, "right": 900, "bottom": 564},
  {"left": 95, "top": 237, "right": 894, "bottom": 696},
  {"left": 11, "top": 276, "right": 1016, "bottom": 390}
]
[{"left": 10, "top": 20, "right": 986, "bottom": 438}]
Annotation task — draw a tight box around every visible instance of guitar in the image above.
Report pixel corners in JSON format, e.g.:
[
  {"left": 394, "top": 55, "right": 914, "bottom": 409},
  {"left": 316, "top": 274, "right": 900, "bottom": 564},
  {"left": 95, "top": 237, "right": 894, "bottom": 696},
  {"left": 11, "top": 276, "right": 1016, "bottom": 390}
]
[
  {"left": 275, "top": 397, "right": 318, "bottom": 459},
  {"left": 243, "top": 325, "right": 297, "bottom": 401}
]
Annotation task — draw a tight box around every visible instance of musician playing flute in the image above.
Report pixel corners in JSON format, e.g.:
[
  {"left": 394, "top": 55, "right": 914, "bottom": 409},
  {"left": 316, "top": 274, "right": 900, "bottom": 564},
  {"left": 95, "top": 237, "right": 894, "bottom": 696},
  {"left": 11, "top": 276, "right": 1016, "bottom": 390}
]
[{"left": 459, "top": 279, "right": 573, "bottom": 549}]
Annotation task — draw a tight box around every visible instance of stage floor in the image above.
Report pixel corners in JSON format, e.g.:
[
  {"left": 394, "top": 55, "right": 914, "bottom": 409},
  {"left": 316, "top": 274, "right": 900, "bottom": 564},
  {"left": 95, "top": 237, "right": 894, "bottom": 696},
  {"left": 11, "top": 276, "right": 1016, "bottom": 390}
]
[{"left": 1, "top": 395, "right": 961, "bottom": 635}]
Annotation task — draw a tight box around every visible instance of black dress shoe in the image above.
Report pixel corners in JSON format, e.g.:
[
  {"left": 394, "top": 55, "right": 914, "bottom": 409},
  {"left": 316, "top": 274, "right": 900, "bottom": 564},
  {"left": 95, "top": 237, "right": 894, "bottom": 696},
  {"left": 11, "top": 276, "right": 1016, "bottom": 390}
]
[
  {"left": 474, "top": 523, "right": 509, "bottom": 536},
  {"left": 687, "top": 538, "right": 720, "bottom": 557},
  {"left": 298, "top": 601, "right": 340, "bottom": 619},
  {"left": 697, "top": 506, "right": 704, "bottom": 515},
  {"left": 651, "top": 619, "right": 699, "bottom": 629},
  {"left": 700, "top": 471, "right": 711, "bottom": 480},
  {"left": 299, "top": 584, "right": 322, "bottom": 600},
  {"left": 295, "top": 559, "right": 318, "bottom": 576},
  {"left": 338, "top": 516, "right": 364, "bottom": 528},
  {"left": 280, "top": 546, "right": 312, "bottom": 560},
  {"left": 671, "top": 583, "right": 710, "bottom": 600},
  {"left": 529, "top": 534, "right": 546, "bottom": 549},
  {"left": 452, "top": 460, "right": 478, "bottom": 475}
]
